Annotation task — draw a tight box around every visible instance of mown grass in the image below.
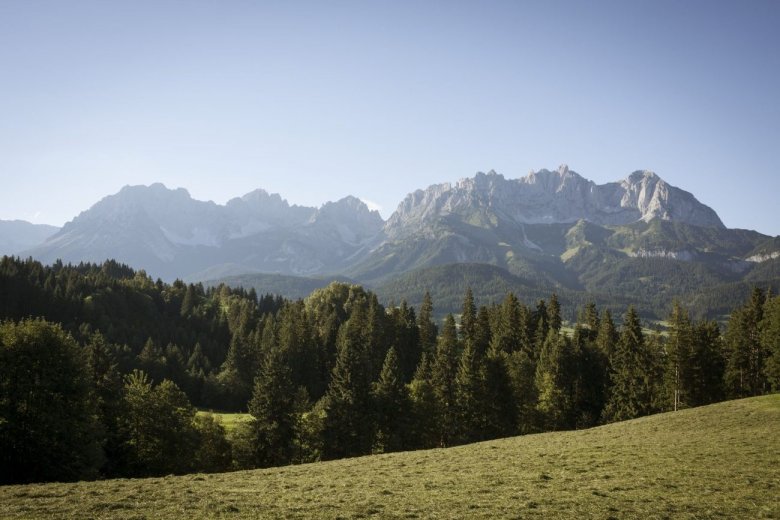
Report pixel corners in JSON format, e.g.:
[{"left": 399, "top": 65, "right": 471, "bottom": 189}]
[{"left": 3, "top": 395, "right": 779, "bottom": 519}]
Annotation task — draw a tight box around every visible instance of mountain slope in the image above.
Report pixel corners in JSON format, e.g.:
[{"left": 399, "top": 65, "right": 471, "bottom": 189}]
[
  {"left": 3, "top": 395, "right": 778, "bottom": 519},
  {"left": 24, "top": 184, "right": 383, "bottom": 280},
  {"left": 384, "top": 166, "right": 724, "bottom": 241},
  {"left": 16, "top": 168, "right": 780, "bottom": 306},
  {"left": 0, "top": 220, "right": 59, "bottom": 256}
]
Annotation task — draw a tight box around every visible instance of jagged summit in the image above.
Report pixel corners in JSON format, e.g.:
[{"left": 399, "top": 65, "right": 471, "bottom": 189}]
[
  {"left": 385, "top": 166, "right": 724, "bottom": 239},
  {"left": 13, "top": 168, "right": 755, "bottom": 284},
  {"left": 25, "top": 183, "right": 384, "bottom": 280}
]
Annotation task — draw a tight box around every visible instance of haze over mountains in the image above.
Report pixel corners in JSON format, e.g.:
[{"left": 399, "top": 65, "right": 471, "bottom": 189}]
[
  {"left": 7, "top": 166, "right": 780, "bottom": 316},
  {"left": 0, "top": 220, "right": 59, "bottom": 256}
]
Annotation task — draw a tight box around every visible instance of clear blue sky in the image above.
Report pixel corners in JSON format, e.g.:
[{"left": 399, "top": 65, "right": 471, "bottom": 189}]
[{"left": 1, "top": 0, "right": 778, "bottom": 235}]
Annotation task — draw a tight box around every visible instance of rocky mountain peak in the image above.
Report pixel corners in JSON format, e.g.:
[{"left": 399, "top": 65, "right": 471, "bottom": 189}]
[
  {"left": 385, "top": 167, "right": 725, "bottom": 238},
  {"left": 314, "top": 196, "right": 383, "bottom": 225}
]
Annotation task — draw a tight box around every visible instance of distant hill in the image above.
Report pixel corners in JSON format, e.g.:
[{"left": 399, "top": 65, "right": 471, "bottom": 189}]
[
  {"left": 3, "top": 395, "right": 777, "bottom": 519},
  {"left": 0, "top": 219, "right": 59, "bottom": 256}
]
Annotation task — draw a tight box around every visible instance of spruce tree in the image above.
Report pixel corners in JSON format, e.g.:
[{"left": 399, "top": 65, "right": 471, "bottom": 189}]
[
  {"left": 663, "top": 301, "right": 694, "bottom": 411},
  {"left": 547, "top": 293, "right": 562, "bottom": 333},
  {"left": 533, "top": 300, "right": 550, "bottom": 354},
  {"left": 571, "top": 323, "right": 607, "bottom": 428},
  {"left": 596, "top": 309, "right": 618, "bottom": 360},
  {"left": 603, "top": 306, "right": 653, "bottom": 422},
  {"left": 417, "top": 291, "right": 438, "bottom": 357},
  {"left": 321, "top": 303, "right": 373, "bottom": 459},
  {"left": 180, "top": 283, "right": 197, "bottom": 317},
  {"left": 455, "top": 334, "right": 487, "bottom": 443},
  {"left": 505, "top": 347, "right": 537, "bottom": 434},
  {"left": 391, "top": 300, "right": 421, "bottom": 383},
  {"left": 688, "top": 320, "right": 725, "bottom": 406},
  {"left": 723, "top": 287, "right": 767, "bottom": 397},
  {"left": 490, "top": 293, "right": 524, "bottom": 354},
  {"left": 483, "top": 345, "right": 517, "bottom": 438},
  {"left": 407, "top": 353, "right": 438, "bottom": 449},
  {"left": 534, "top": 329, "right": 574, "bottom": 430},
  {"left": 460, "top": 287, "right": 477, "bottom": 346},
  {"left": 371, "top": 347, "right": 410, "bottom": 453},
  {"left": 761, "top": 294, "right": 780, "bottom": 391},
  {"left": 247, "top": 335, "right": 296, "bottom": 468},
  {"left": 431, "top": 314, "right": 459, "bottom": 447}
]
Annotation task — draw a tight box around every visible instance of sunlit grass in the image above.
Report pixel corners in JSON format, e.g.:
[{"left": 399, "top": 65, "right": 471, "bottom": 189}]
[
  {"left": 2, "top": 395, "right": 778, "bottom": 519},
  {"left": 196, "top": 410, "right": 252, "bottom": 432}
]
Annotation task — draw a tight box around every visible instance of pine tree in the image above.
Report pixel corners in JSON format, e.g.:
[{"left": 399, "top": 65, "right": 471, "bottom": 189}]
[
  {"left": 571, "top": 324, "right": 607, "bottom": 428},
  {"left": 688, "top": 320, "right": 725, "bottom": 406},
  {"left": 505, "top": 347, "right": 537, "bottom": 434},
  {"left": 431, "top": 314, "right": 459, "bottom": 447},
  {"left": 371, "top": 347, "right": 410, "bottom": 453},
  {"left": 533, "top": 300, "right": 550, "bottom": 354},
  {"left": 483, "top": 345, "right": 517, "bottom": 438},
  {"left": 138, "top": 337, "right": 165, "bottom": 383},
  {"left": 595, "top": 309, "right": 618, "bottom": 360},
  {"left": 455, "top": 333, "right": 487, "bottom": 443},
  {"left": 417, "top": 291, "right": 438, "bottom": 357},
  {"left": 760, "top": 294, "right": 780, "bottom": 391},
  {"left": 724, "top": 287, "right": 767, "bottom": 397},
  {"left": 603, "top": 306, "right": 653, "bottom": 422},
  {"left": 460, "top": 287, "right": 477, "bottom": 346},
  {"left": 187, "top": 342, "right": 211, "bottom": 375},
  {"left": 391, "top": 300, "right": 421, "bottom": 383},
  {"left": 547, "top": 293, "right": 562, "bottom": 333},
  {"left": 247, "top": 338, "right": 296, "bottom": 468},
  {"left": 534, "top": 329, "right": 574, "bottom": 430},
  {"left": 490, "top": 293, "right": 524, "bottom": 354},
  {"left": 663, "top": 301, "right": 694, "bottom": 411},
  {"left": 365, "top": 294, "right": 389, "bottom": 381},
  {"left": 180, "top": 284, "right": 197, "bottom": 317},
  {"left": 407, "top": 353, "right": 438, "bottom": 449},
  {"left": 321, "top": 303, "right": 373, "bottom": 459}
]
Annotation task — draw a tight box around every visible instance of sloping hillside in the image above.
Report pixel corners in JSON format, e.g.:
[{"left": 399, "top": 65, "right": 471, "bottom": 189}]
[{"left": 2, "top": 395, "right": 778, "bottom": 519}]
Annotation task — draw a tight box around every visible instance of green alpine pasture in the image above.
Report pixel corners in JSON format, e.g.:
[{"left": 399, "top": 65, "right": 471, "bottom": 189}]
[
  {"left": 2, "top": 395, "right": 778, "bottom": 519},
  {"left": 196, "top": 411, "right": 252, "bottom": 433}
]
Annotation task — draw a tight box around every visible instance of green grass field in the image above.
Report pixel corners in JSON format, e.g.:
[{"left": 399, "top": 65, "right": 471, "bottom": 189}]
[
  {"left": 196, "top": 410, "right": 252, "bottom": 432},
  {"left": 2, "top": 395, "right": 778, "bottom": 519}
]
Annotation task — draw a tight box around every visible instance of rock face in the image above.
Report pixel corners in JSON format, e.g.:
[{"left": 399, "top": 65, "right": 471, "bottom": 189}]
[
  {"left": 385, "top": 166, "right": 724, "bottom": 239},
  {"left": 16, "top": 167, "right": 771, "bottom": 285},
  {"left": 24, "top": 184, "right": 383, "bottom": 280}
]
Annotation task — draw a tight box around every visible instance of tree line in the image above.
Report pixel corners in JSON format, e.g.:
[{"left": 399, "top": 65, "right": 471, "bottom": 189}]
[{"left": 1, "top": 256, "right": 779, "bottom": 484}]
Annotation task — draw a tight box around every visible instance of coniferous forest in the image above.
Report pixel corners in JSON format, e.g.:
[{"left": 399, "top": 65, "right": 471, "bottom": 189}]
[{"left": 1, "top": 255, "right": 779, "bottom": 485}]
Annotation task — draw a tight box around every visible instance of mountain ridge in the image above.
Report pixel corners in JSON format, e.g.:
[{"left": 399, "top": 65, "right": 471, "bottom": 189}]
[
  {"left": 0, "top": 219, "right": 60, "bottom": 256},
  {"left": 13, "top": 168, "right": 779, "bottom": 289}
]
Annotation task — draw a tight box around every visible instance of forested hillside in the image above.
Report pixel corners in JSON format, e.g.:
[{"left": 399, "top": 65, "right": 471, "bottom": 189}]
[{"left": 1, "top": 255, "right": 779, "bottom": 484}]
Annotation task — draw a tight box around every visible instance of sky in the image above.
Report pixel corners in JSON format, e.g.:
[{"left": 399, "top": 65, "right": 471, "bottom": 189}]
[{"left": 1, "top": 0, "right": 778, "bottom": 235}]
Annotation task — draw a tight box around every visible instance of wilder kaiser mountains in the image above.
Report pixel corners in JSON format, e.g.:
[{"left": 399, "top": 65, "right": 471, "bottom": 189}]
[{"left": 10, "top": 166, "right": 780, "bottom": 317}]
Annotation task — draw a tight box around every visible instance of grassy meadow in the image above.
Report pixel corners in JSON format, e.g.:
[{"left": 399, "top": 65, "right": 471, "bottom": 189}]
[
  {"left": 2, "top": 395, "right": 778, "bottom": 519},
  {"left": 196, "top": 410, "right": 252, "bottom": 433}
]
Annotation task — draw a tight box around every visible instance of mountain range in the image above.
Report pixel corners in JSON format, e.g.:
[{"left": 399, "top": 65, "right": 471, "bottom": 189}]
[
  {"left": 7, "top": 166, "right": 780, "bottom": 317},
  {"left": 0, "top": 220, "right": 59, "bottom": 256}
]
